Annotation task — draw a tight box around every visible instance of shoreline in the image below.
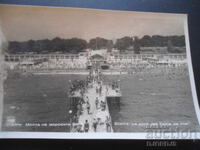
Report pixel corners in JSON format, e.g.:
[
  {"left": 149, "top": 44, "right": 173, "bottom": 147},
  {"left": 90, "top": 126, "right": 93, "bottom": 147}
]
[
  {"left": 21, "top": 71, "right": 129, "bottom": 75},
  {"left": 8, "top": 66, "right": 187, "bottom": 76}
]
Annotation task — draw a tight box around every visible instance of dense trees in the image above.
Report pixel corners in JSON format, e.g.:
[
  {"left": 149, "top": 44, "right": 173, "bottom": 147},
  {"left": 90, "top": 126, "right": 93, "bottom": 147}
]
[
  {"left": 8, "top": 38, "right": 87, "bottom": 54},
  {"left": 114, "top": 36, "right": 141, "bottom": 54},
  {"left": 7, "top": 35, "right": 185, "bottom": 54},
  {"left": 114, "top": 36, "right": 133, "bottom": 51},
  {"left": 88, "top": 37, "right": 113, "bottom": 50},
  {"left": 167, "top": 40, "right": 182, "bottom": 53},
  {"left": 133, "top": 36, "right": 140, "bottom": 54},
  {"left": 139, "top": 35, "right": 185, "bottom": 47}
]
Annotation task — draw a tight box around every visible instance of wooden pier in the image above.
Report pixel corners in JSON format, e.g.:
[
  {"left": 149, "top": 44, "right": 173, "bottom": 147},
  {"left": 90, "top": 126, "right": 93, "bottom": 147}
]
[{"left": 69, "top": 69, "right": 121, "bottom": 132}]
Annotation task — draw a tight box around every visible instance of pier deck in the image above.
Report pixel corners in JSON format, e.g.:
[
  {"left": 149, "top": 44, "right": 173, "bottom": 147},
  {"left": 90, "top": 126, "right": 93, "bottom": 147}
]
[
  {"left": 78, "top": 82, "right": 112, "bottom": 132},
  {"left": 68, "top": 64, "right": 122, "bottom": 133},
  {"left": 70, "top": 81, "right": 121, "bottom": 132}
]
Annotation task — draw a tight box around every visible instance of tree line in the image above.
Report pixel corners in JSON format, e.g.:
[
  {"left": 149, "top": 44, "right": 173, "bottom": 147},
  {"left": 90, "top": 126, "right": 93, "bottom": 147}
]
[{"left": 7, "top": 35, "right": 185, "bottom": 54}]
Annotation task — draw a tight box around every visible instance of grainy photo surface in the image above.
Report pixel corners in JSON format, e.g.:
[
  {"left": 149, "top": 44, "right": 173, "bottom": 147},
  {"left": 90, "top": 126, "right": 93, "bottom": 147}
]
[{"left": 0, "top": 5, "right": 199, "bottom": 137}]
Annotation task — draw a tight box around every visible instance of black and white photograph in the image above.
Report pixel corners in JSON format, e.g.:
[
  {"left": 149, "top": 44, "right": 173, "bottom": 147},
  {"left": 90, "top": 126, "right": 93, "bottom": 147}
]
[{"left": 0, "top": 4, "right": 199, "bottom": 138}]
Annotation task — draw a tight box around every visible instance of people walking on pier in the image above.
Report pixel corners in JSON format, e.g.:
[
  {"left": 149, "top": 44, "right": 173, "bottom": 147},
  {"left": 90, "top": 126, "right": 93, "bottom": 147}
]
[
  {"left": 80, "top": 98, "right": 85, "bottom": 104},
  {"left": 86, "top": 101, "right": 91, "bottom": 114},
  {"left": 73, "top": 114, "right": 78, "bottom": 123},
  {"left": 106, "top": 85, "right": 108, "bottom": 93},
  {"left": 93, "top": 118, "right": 98, "bottom": 132},
  {"left": 96, "top": 87, "right": 98, "bottom": 94},
  {"left": 99, "top": 85, "right": 102, "bottom": 96},
  {"left": 100, "top": 101, "right": 106, "bottom": 111},
  {"left": 84, "top": 120, "right": 89, "bottom": 132},
  {"left": 85, "top": 96, "right": 89, "bottom": 103},
  {"left": 106, "top": 116, "right": 111, "bottom": 132},
  {"left": 74, "top": 124, "right": 82, "bottom": 132},
  {"left": 95, "top": 97, "right": 99, "bottom": 109},
  {"left": 68, "top": 64, "right": 120, "bottom": 133}
]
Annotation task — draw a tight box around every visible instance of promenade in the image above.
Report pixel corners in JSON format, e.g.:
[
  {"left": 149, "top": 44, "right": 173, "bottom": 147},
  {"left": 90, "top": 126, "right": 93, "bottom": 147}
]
[
  {"left": 78, "top": 81, "right": 113, "bottom": 132},
  {"left": 69, "top": 65, "right": 123, "bottom": 133}
]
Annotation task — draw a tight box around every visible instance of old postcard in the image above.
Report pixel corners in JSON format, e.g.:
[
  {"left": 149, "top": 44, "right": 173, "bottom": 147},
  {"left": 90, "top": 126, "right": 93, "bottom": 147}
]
[{"left": 0, "top": 5, "right": 199, "bottom": 139}]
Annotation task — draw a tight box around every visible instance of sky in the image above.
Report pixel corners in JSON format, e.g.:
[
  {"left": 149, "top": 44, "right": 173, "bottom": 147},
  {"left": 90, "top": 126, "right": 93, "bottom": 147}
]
[{"left": 0, "top": 5, "right": 186, "bottom": 42}]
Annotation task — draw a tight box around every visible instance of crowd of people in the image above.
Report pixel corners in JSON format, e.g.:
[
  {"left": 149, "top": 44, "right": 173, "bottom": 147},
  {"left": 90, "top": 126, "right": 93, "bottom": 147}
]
[
  {"left": 108, "top": 57, "right": 186, "bottom": 74},
  {"left": 131, "top": 65, "right": 189, "bottom": 80},
  {"left": 69, "top": 79, "right": 87, "bottom": 97},
  {"left": 14, "top": 55, "right": 186, "bottom": 76},
  {"left": 48, "top": 59, "right": 87, "bottom": 69},
  {"left": 17, "top": 59, "right": 87, "bottom": 71},
  {"left": 69, "top": 65, "right": 112, "bottom": 133}
]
